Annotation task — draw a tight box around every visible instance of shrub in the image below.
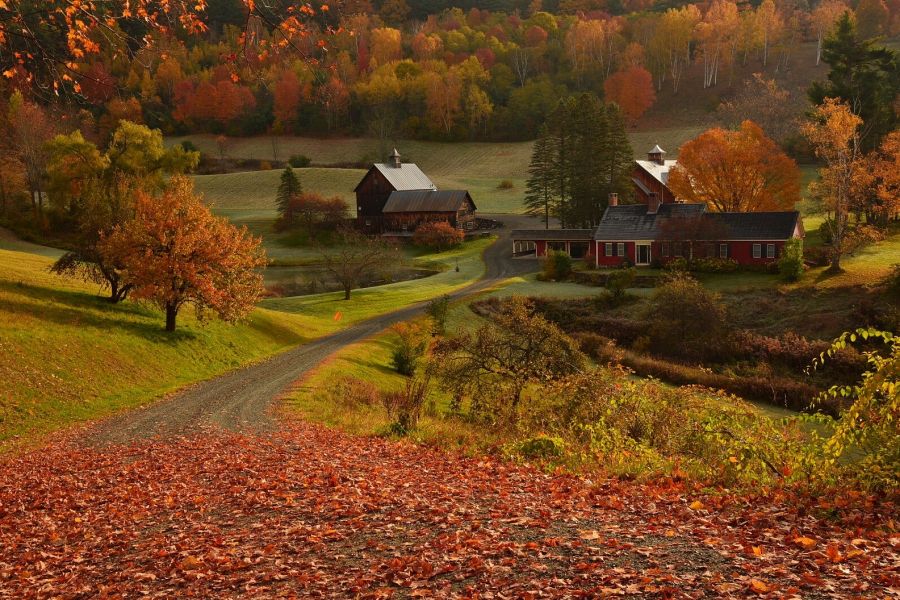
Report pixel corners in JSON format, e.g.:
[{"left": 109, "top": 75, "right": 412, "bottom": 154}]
[
  {"left": 319, "top": 376, "right": 381, "bottom": 408},
  {"left": 804, "top": 245, "right": 830, "bottom": 267},
  {"left": 643, "top": 272, "right": 729, "bottom": 361},
  {"left": 512, "top": 435, "right": 566, "bottom": 459},
  {"left": 390, "top": 322, "right": 429, "bottom": 376},
  {"left": 412, "top": 221, "right": 464, "bottom": 251},
  {"left": 497, "top": 179, "right": 514, "bottom": 190},
  {"left": 885, "top": 264, "right": 900, "bottom": 296},
  {"left": 381, "top": 375, "right": 431, "bottom": 433},
  {"left": 605, "top": 267, "right": 636, "bottom": 301},
  {"left": 288, "top": 154, "right": 311, "bottom": 168},
  {"left": 541, "top": 251, "right": 572, "bottom": 281},
  {"left": 426, "top": 295, "right": 450, "bottom": 335},
  {"left": 666, "top": 256, "right": 738, "bottom": 273},
  {"left": 778, "top": 238, "right": 804, "bottom": 281},
  {"left": 180, "top": 140, "right": 199, "bottom": 153}
]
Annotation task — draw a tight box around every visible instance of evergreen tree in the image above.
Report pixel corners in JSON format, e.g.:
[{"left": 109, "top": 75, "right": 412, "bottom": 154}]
[
  {"left": 567, "top": 93, "right": 607, "bottom": 228},
  {"left": 276, "top": 166, "right": 302, "bottom": 223},
  {"left": 602, "top": 102, "right": 635, "bottom": 207},
  {"left": 808, "top": 13, "right": 900, "bottom": 150},
  {"left": 524, "top": 125, "right": 559, "bottom": 229}
]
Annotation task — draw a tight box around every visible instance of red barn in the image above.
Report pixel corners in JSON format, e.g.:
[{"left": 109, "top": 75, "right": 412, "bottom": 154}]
[
  {"left": 354, "top": 149, "right": 476, "bottom": 235},
  {"left": 632, "top": 145, "right": 678, "bottom": 206}
]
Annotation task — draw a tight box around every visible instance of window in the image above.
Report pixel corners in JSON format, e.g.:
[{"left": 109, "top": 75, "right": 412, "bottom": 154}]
[
  {"left": 766, "top": 243, "right": 776, "bottom": 258},
  {"left": 673, "top": 242, "right": 682, "bottom": 257},
  {"left": 604, "top": 243, "right": 613, "bottom": 257},
  {"left": 719, "top": 243, "right": 728, "bottom": 258},
  {"left": 616, "top": 242, "right": 625, "bottom": 257},
  {"left": 752, "top": 243, "right": 762, "bottom": 259},
  {"left": 705, "top": 243, "right": 715, "bottom": 258},
  {"left": 661, "top": 243, "right": 670, "bottom": 257}
]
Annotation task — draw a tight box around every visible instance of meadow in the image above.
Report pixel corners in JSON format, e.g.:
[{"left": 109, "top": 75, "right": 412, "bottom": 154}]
[{"left": 180, "top": 127, "right": 706, "bottom": 215}]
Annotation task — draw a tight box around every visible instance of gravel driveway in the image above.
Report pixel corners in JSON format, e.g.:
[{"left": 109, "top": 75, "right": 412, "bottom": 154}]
[{"left": 89, "top": 214, "right": 541, "bottom": 443}]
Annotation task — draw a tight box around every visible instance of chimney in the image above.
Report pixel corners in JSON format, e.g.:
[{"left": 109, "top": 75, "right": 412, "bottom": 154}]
[
  {"left": 389, "top": 148, "right": 402, "bottom": 168},
  {"left": 608, "top": 192, "right": 618, "bottom": 207},
  {"left": 648, "top": 144, "right": 666, "bottom": 166},
  {"left": 647, "top": 192, "right": 660, "bottom": 214}
]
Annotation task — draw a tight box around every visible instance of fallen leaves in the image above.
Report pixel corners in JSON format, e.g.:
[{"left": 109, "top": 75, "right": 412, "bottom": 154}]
[{"left": 0, "top": 422, "right": 896, "bottom": 597}]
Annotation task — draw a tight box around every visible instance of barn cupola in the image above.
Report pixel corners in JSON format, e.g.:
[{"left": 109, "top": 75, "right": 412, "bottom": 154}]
[
  {"left": 648, "top": 144, "right": 666, "bottom": 166},
  {"left": 389, "top": 148, "right": 402, "bottom": 168}
]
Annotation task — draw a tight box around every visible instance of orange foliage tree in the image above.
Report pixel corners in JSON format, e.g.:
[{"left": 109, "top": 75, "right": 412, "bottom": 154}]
[
  {"left": 412, "top": 221, "right": 465, "bottom": 251},
  {"left": 100, "top": 177, "right": 267, "bottom": 331},
  {"left": 870, "top": 130, "right": 900, "bottom": 224},
  {"left": 668, "top": 121, "right": 801, "bottom": 212},
  {"left": 603, "top": 66, "right": 656, "bottom": 124}
]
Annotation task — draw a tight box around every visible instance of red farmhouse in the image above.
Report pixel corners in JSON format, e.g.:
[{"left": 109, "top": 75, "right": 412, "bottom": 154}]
[{"left": 512, "top": 144, "right": 804, "bottom": 268}]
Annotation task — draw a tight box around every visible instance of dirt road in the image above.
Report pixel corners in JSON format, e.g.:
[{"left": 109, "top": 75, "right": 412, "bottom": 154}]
[{"left": 90, "top": 215, "right": 540, "bottom": 443}]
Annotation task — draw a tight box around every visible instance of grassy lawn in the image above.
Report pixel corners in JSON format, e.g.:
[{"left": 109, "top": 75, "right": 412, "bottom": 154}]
[
  {"left": 261, "top": 236, "right": 494, "bottom": 335},
  {"left": 177, "top": 128, "right": 707, "bottom": 215},
  {"left": 0, "top": 247, "right": 312, "bottom": 446}
]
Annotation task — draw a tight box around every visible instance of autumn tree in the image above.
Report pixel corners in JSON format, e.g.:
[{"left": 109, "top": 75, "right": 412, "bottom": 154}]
[
  {"left": 273, "top": 69, "right": 305, "bottom": 132},
  {"left": 668, "top": 121, "right": 801, "bottom": 212},
  {"left": 855, "top": 0, "right": 890, "bottom": 38},
  {"left": 411, "top": 221, "right": 464, "bottom": 251},
  {"left": 812, "top": 0, "right": 849, "bottom": 65},
  {"left": 433, "top": 296, "right": 585, "bottom": 422},
  {"left": 100, "top": 177, "right": 267, "bottom": 332},
  {"left": 802, "top": 99, "right": 867, "bottom": 273},
  {"left": 0, "top": 155, "right": 28, "bottom": 216},
  {"left": 5, "top": 92, "right": 54, "bottom": 217},
  {"left": 870, "top": 131, "right": 900, "bottom": 224},
  {"left": 717, "top": 75, "right": 801, "bottom": 145},
  {"left": 319, "top": 230, "right": 401, "bottom": 300},
  {"left": 283, "top": 193, "right": 349, "bottom": 236},
  {"left": 603, "top": 66, "right": 656, "bottom": 124}
]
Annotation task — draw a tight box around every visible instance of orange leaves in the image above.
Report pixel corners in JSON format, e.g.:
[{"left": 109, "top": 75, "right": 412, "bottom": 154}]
[
  {"left": 748, "top": 578, "right": 774, "bottom": 594},
  {"left": 688, "top": 500, "right": 705, "bottom": 510},
  {"left": 603, "top": 66, "right": 656, "bottom": 124},
  {"left": 794, "top": 536, "right": 817, "bottom": 550}
]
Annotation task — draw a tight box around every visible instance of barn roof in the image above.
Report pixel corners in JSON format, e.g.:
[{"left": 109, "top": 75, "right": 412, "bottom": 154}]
[
  {"left": 354, "top": 163, "right": 436, "bottom": 192},
  {"left": 634, "top": 159, "right": 678, "bottom": 186},
  {"left": 594, "top": 203, "right": 706, "bottom": 241},
  {"left": 706, "top": 211, "right": 801, "bottom": 240},
  {"left": 382, "top": 189, "right": 474, "bottom": 213},
  {"left": 511, "top": 229, "right": 594, "bottom": 241}
]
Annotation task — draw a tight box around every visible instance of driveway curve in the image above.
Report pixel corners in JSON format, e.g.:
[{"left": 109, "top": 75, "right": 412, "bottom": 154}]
[{"left": 89, "top": 214, "right": 541, "bottom": 443}]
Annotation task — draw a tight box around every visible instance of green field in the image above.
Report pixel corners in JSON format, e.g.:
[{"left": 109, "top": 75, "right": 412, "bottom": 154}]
[
  {"left": 178, "top": 128, "right": 706, "bottom": 215},
  {"left": 0, "top": 244, "right": 310, "bottom": 445}
]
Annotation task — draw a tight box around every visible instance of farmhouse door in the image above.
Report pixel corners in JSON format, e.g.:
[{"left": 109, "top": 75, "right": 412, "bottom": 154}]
[{"left": 636, "top": 243, "right": 651, "bottom": 266}]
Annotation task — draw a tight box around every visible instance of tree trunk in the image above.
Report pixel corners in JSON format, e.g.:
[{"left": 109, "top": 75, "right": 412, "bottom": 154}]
[
  {"left": 344, "top": 285, "right": 352, "bottom": 300},
  {"left": 165, "top": 303, "right": 178, "bottom": 332}
]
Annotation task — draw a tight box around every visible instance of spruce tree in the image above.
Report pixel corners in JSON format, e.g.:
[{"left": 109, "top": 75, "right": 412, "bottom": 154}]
[
  {"left": 524, "top": 125, "right": 558, "bottom": 229},
  {"left": 276, "top": 166, "right": 302, "bottom": 223},
  {"left": 808, "top": 13, "right": 899, "bottom": 150},
  {"left": 603, "top": 103, "right": 635, "bottom": 208},
  {"left": 568, "top": 93, "right": 607, "bottom": 228}
]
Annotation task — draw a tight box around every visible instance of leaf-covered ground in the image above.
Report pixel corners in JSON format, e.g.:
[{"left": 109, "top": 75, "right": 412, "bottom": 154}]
[{"left": 0, "top": 423, "right": 896, "bottom": 598}]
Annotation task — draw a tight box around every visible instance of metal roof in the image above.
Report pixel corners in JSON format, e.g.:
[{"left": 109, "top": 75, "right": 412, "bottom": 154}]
[
  {"left": 634, "top": 159, "right": 678, "bottom": 186},
  {"left": 511, "top": 229, "right": 594, "bottom": 241},
  {"left": 382, "top": 189, "right": 474, "bottom": 213},
  {"left": 593, "top": 203, "right": 706, "bottom": 241},
  {"left": 373, "top": 163, "right": 436, "bottom": 192},
  {"left": 649, "top": 144, "right": 666, "bottom": 154}
]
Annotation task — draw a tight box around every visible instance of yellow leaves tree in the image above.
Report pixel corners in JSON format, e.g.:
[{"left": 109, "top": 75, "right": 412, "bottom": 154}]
[
  {"left": 369, "top": 27, "right": 402, "bottom": 70},
  {"left": 801, "top": 98, "right": 867, "bottom": 272},
  {"left": 99, "top": 177, "right": 267, "bottom": 331},
  {"left": 668, "top": 120, "right": 801, "bottom": 212},
  {"left": 812, "top": 0, "right": 849, "bottom": 65},
  {"left": 869, "top": 130, "right": 900, "bottom": 224}
]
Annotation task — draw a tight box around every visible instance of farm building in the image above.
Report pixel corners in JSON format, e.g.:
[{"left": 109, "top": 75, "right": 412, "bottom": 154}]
[
  {"left": 354, "top": 149, "right": 477, "bottom": 235},
  {"left": 512, "top": 143, "right": 804, "bottom": 268}
]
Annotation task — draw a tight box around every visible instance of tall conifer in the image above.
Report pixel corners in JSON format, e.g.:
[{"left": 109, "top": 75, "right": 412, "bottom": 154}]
[{"left": 276, "top": 166, "right": 302, "bottom": 223}]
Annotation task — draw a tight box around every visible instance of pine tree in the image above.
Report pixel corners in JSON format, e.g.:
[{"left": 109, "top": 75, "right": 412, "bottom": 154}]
[
  {"left": 276, "top": 166, "right": 302, "bottom": 223},
  {"left": 524, "top": 125, "right": 558, "bottom": 229},
  {"left": 568, "top": 93, "right": 607, "bottom": 228},
  {"left": 603, "top": 103, "right": 635, "bottom": 208}
]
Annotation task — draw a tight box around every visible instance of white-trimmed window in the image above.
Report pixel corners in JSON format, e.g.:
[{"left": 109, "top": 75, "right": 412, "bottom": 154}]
[
  {"left": 719, "top": 243, "right": 728, "bottom": 258},
  {"left": 766, "top": 243, "right": 776, "bottom": 258},
  {"left": 752, "top": 243, "right": 762, "bottom": 259},
  {"left": 616, "top": 242, "right": 625, "bottom": 257},
  {"left": 604, "top": 242, "right": 613, "bottom": 257}
]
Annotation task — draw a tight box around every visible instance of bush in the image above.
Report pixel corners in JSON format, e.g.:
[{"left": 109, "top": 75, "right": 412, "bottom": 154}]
[
  {"left": 180, "top": 140, "right": 199, "bottom": 153},
  {"left": 513, "top": 435, "right": 566, "bottom": 459},
  {"left": 497, "top": 179, "right": 514, "bottom": 190},
  {"left": 412, "top": 221, "right": 464, "bottom": 251},
  {"left": 541, "top": 251, "right": 572, "bottom": 281},
  {"left": 605, "top": 267, "right": 636, "bottom": 301},
  {"left": 426, "top": 295, "right": 450, "bottom": 335},
  {"left": 778, "top": 238, "right": 804, "bottom": 281},
  {"left": 390, "top": 322, "right": 429, "bottom": 376},
  {"left": 644, "top": 272, "right": 729, "bottom": 361},
  {"left": 381, "top": 376, "right": 431, "bottom": 433},
  {"left": 666, "top": 256, "right": 739, "bottom": 273},
  {"left": 288, "top": 154, "right": 311, "bottom": 168}
]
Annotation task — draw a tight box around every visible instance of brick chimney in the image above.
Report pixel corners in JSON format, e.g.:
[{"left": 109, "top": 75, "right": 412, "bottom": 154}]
[
  {"left": 647, "top": 144, "right": 666, "bottom": 166},
  {"left": 647, "top": 192, "right": 660, "bottom": 214},
  {"left": 389, "top": 148, "right": 402, "bottom": 168},
  {"left": 608, "top": 192, "right": 618, "bottom": 207}
]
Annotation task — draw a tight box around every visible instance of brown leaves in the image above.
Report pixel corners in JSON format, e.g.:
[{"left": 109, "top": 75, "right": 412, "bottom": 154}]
[{"left": 0, "top": 423, "right": 896, "bottom": 597}]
